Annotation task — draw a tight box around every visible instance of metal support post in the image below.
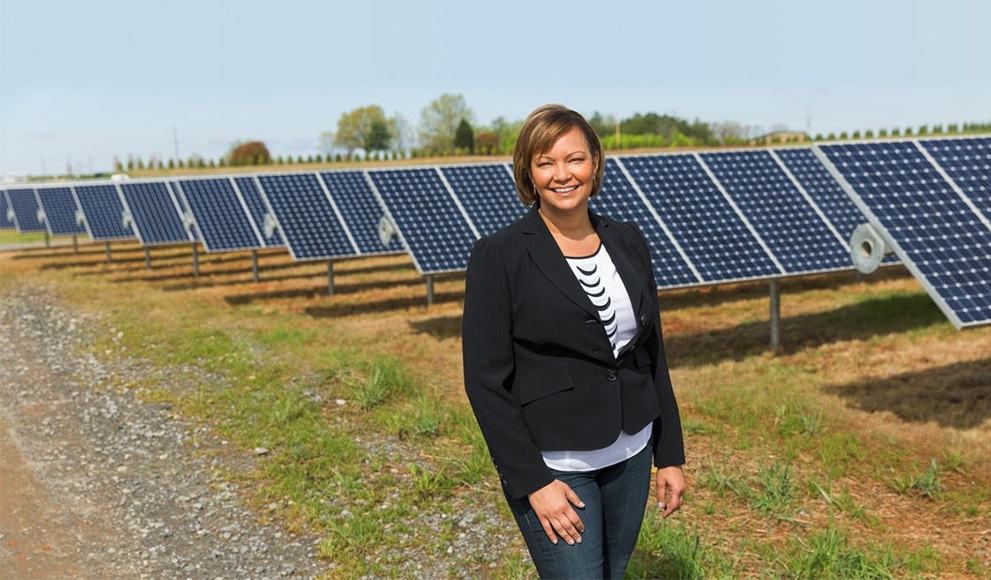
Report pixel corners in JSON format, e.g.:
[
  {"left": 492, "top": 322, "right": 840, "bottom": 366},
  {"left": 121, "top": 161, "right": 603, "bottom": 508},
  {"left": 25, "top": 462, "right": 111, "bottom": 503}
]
[
  {"left": 192, "top": 243, "right": 199, "bottom": 278},
  {"left": 769, "top": 279, "right": 781, "bottom": 352},
  {"left": 105, "top": 241, "right": 112, "bottom": 263},
  {"left": 327, "top": 261, "right": 334, "bottom": 294},
  {"left": 145, "top": 248, "right": 152, "bottom": 269},
  {"left": 251, "top": 250, "right": 259, "bottom": 282},
  {"left": 72, "top": 235, "right": 78, "bottom": 254},
  {"left": 45, "top": 232, "right": 50, "bottom": 248},
  {"left": 426, "top": 275, "right": 435, "bottom": 307}
]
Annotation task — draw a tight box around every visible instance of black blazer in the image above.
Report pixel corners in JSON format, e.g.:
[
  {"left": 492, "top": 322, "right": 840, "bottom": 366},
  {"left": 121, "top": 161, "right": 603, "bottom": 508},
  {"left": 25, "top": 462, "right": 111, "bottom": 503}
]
[{"left": 462, "top": 206, "right": 685, "bottom": 499}]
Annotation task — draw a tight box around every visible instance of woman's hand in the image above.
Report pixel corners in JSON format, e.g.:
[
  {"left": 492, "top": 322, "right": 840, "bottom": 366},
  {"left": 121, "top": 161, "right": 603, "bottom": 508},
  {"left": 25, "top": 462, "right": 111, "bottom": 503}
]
[
  {"left": 655, "top": 465, "right": 686, "bottom": 518},
  {"left": 527, "top": 479, "right": 586, "bottom": 545}
]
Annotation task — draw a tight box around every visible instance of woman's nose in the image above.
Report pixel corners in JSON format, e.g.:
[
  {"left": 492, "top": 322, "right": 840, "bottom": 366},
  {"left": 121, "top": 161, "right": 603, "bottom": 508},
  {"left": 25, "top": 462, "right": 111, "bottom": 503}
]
[{"left": 553, "top": 163, "right": 571, "bottom": 182}]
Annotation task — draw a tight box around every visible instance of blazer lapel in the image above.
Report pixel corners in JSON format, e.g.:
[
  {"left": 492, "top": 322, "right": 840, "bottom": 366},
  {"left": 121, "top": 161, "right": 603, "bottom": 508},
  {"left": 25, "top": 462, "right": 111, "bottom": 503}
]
[
  {"left": 519, "top": 207, "right": 601, "bottom": 321},
  {"left": 596, "top": 217, "right": 646, "bottom": 317}
]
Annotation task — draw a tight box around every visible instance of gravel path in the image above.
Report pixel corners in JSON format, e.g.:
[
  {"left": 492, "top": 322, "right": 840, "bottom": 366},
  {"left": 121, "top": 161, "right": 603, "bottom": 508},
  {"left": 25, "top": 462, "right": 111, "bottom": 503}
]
[{"left": 0, "top": 281, "right": 325, "bottom": 579}]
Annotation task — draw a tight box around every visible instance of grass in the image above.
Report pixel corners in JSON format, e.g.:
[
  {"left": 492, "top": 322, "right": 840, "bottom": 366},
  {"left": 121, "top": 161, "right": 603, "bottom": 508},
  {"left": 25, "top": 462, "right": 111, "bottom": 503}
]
[{"left": 2, "top": 241, "right": 990, "bottom": 578}]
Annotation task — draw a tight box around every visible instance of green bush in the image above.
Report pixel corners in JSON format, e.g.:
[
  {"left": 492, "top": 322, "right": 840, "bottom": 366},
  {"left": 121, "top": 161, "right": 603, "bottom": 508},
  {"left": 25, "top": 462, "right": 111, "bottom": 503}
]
[
  {"left": 864, "top": 130, "right": 874, "bottom": 138},
  {"left": 878, "top": 128, "right": 888, "bottom": 137},
  {"left": 891, "top": 128, "right": 900, "bottom": 136},
  {"left": 851, "top": 131, "right": 861, "bottom": 139},
  {"left": 904, "top": 127, "right": 913, "bottom": 136}
]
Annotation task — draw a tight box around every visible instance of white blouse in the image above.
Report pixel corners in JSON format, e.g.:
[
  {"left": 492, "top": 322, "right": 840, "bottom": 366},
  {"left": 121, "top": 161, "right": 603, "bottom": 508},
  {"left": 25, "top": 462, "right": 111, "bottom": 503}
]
[{"left": 540, "top": 243, "right": 652, "bottom": 472}]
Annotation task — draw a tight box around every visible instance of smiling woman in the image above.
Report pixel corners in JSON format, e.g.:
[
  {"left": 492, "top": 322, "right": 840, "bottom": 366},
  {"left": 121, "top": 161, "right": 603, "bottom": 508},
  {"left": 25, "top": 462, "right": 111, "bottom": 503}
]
[{"left": 462, "top": 104, "right": 687, "bottom": 579}]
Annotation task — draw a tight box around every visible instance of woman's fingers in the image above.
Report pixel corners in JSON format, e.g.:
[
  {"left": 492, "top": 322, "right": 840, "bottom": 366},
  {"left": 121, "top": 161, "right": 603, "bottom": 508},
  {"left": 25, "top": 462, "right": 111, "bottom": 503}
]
[
  {"left": 548, "top": 511, "right": 582, "bottom": 545},
  {"left": 656, "top": 466, "right": 687, "bottom": 518},
  {"left": 528, "top": 479, "right": 585, "bottom": 545}
]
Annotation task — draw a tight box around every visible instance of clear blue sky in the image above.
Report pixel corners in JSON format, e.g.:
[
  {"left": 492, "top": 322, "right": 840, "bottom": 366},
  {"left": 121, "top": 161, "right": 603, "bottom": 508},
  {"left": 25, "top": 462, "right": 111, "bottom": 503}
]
[{"left": 2, "top": 0, "right": 988, "bottom": 176}]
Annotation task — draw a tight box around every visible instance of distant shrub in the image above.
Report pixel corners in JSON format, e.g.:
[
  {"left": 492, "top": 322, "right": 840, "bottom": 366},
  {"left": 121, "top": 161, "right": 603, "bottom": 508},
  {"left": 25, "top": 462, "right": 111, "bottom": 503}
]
[
  {"left": 918, "top": 124, "right": 929, "bottom": 135},
  {"left": 851, "top": 131, "right": 861, "bottom": 139},
  {"left": 864, "top": 130, "right": 874, "bottom": 138},
  {"left": 306, "top": 155, "right": 313, "bottom": 163},
  {"left": 177, "top": 159, "right": 185, "bottom": 168},
  {"left": 904, "top": 127, "right": 913, "bottom": 136},
  {"left": 839, "top": 131, "right": 848, "bottom": 140},
  {"left": 297, "top": 155, "right": 304, "bottom": 164},
  {"left": 878, "top": 128, "right": 888, "bottom": 137},
  {"left": 286, "top": 156, "right": 294, "bottom": 165},
  {"left": 932, "top": 124, "right": 943, "bottom": 134},
  {"left": 168, "top": 159, "right": 175, "bottom": 169},
  {"left": 826, "top": 133, "right": 836, "bottom": 141},
  {"left": 891, "top": 128, "right": 900, "bottom": 136},
  {"left": 814, "top": 133, "right": 823, "bottom": 141},
  {"left": 218, "top": 158, "right": 226, "bottom": 167},
  {"left": 947, "top": 123, "right": 958, "bottom": 133},
  {"left": 229, "top": 141, "right": 271, "bottom": 166},
  {"left": 157, "top": 160, "right": 164, "bottom": 170},
  {"left": 335, "top": 153, "right": 342, "bottom": 162},
  {"left": 209, "top": 159, "right": 216, "bottom": 168},
  {"left": 197, "top": 158, "right": 206, "bottom": 168}
]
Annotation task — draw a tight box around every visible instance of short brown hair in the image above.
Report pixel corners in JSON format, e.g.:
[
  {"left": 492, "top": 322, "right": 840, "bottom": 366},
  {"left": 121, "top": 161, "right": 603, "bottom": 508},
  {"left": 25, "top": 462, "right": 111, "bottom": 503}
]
[{"left": 512, "top": 104, "right": 604, "bottom": 206}]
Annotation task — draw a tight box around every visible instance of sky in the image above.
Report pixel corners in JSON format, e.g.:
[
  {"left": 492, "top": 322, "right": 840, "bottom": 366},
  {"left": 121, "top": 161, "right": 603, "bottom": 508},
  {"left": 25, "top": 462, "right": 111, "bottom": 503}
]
[{"left": 1, "top": 0, "right": 989, "bottom": 177}]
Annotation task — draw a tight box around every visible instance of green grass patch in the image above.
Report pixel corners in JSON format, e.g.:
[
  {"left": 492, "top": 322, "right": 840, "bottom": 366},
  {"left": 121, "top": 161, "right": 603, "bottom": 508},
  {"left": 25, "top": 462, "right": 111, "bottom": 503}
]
[
  {"left": 891, "top": 459, "right": 943, "bottom": 500},
  {"left": 627, "top": 512, "right": 734, "bottom": 579}
]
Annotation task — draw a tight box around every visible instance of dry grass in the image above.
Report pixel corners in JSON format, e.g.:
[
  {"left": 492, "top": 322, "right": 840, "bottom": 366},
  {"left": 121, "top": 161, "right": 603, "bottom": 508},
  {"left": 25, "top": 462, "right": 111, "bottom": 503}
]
[{"left": 2, "top": 238, "right": 989, "bottom": 578}]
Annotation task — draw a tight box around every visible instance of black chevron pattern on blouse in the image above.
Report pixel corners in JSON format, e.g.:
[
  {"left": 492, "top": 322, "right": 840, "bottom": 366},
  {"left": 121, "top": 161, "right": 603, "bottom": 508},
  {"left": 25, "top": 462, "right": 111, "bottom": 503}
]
[{"left": 566, "top": 249, "right": 619, "bottom": 351}]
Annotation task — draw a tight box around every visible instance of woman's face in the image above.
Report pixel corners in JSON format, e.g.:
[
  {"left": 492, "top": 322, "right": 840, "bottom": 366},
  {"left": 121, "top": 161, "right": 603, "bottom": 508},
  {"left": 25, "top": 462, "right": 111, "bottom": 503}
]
[{"left": 531, "top": 126, "right": 597, "bottom": 216}]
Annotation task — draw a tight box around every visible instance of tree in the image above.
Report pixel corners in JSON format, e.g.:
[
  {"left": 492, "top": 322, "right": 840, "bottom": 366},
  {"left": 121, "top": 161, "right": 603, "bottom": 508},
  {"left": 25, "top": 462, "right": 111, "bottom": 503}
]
[
  {"left": 418, "top": 93, "right": 473, "bottom": 152},
  {"left": 227, "top": 141, "right": 270, "bottom": 166},
  {"left": 475, "top": 131, "right": 499, "bottom": 154},
  {"left": 392, "top": 111, "right": 414, "bottom": 153},
  {"left": 334, "top": 105, "right": 389, "bottom": 154},
  {"left": 114, "top": 156, "right": 124, "bottom": 172},
  {"left": 366, "top": 120, "right": 392, "bottom": 151},
  {"left": 319, "top": 131, "right": 335, "bottom": 156},
  {"left": 454, "top": 119, "right": 474, "bottom": 153}
]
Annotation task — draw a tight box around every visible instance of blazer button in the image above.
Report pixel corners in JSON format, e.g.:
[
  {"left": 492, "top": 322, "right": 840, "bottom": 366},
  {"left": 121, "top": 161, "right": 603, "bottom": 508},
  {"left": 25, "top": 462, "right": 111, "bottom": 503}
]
[
  {"left": 639, "top": 313, "right": 647, "bottom": 327},
  {"left": 606, "top": 369, "right": 618, "bottom": 381}
]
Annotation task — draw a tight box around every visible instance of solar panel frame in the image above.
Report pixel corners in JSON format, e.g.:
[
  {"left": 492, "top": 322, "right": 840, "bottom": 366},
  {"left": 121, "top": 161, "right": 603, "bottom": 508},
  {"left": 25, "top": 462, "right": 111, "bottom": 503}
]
[
  {"left": 233, "top": 176, "right": 285, "bottom": 248},
  {"left": 439, "top": 162, "right": 527, "bottom": 238},
  {"left": 699, "top": 150, "right": 850, "bottom": 276},
  {"left": 116, "top": 181, "right": 194, "bottom": 246},
  {"left": 4, "top": 188, "right": 48, "bottom": 232},
  {"left": 72, "top": 184, "right": 135, "bottom": 241},
  {"left": 253, "top": 172, "right": 360, "bottom": 262},
  {"left": 596, "top": 158, "right": 702, "bottom": 288},
  {"left": 366, "top": 166, "right": 480, "bottom": 275},
  {"left": 0, "top": 190, "right": 17, "bottom": 229},
  {"left": 34, "top": 186, "right": 88, "bottom": 236},
  {"left": 815, "top": 139, "right": 991, "bottom": 329},
  {"left": 316, "top": 170, "right": 405, "bottom": 256},
  {"left": 173, "top": 176, "right": 265, "bottom": 253},
  {"left": 617, "top": 151, "right": 783, "bottom": 285}
]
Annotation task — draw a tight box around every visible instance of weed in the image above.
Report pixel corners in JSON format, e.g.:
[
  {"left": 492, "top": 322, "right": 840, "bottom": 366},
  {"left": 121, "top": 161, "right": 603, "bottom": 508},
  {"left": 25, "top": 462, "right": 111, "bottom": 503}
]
[
  {"left": 892, "top": 459, "right": 943, "bottom": 500},
  {"left": 682, "top": 417, "right": 718, "bottom": 435},
  {"left": 627, "top": 510, "right": 733, "bottom": 579},
  {"left": 698, "top": 462, "right": 747, "bottom": 498},
  {"left": 750, "top": 460, "right": 794, "bottom": 515},
  {"left": 343, "top": 357, "right": 415, "bottom": 410},
  {"left": 408, "top": 463, "right": 454, "bottom": 499},
  {"left": 783, "top": 523, "right": 899, "bottom": 579}
]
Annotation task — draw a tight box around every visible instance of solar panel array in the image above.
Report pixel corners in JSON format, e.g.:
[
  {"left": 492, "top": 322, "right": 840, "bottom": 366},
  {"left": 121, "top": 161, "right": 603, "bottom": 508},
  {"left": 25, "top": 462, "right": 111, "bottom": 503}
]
[
  {"left": 439, "top": 164, "right": 525, "bottom": 237},
  {"left": 234, "top": 177, "right": 284, "bottom": 247},
  {"left": 73, "top": 185, "right": 135, "bottom": 240},
  {"left": 368, "top": 168, "right": 478, "bottom": 273},
  {"left": 318, "top": 171, "right": 403, "bottom": 254},
  {"left": 0, "top": 192, "right": 17, "bottom": 229},
  {"left": 920, "top": 137, "right": 991, "bottom": 219},
  {"left": 256, "top": 173, "right": 356, "bottom": 260},
  {"left": 36, "top": 187, "right": 87, "bottom": 236},
  {"left": 817, "top": 139, "right": 991, "bottom": 328},
  {"left": 118, "top": 182, "right": 191, "bottom": 245},
  {"left": 5, "top": 188, "right": 48, "bottom": 232},
  {"left": 176, "top": 178, "right": 262, "bottom": 252}
]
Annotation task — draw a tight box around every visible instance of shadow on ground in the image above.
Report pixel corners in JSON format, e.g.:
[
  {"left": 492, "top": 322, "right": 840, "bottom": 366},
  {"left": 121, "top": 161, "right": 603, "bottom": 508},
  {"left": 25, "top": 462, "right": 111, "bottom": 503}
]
[{"left": 826, "top": 358, "right": 991, "bottom": 429}]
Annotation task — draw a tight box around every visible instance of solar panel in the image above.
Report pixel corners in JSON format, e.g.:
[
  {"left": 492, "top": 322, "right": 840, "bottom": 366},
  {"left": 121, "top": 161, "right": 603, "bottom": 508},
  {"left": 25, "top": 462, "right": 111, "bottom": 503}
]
[
  {"left": 35, "top": 187, "right": 87, "bottom": 236},
  {"left": 440, "top": 163, "right": 526, "bottom": 237},
  {"left": 256, "top": 173, "right": 357, "bottom": 260},
  {"left": 619, "top": 154, "right": 781, "bottom": 283},
  {"left": 73, "top": 185, "right": 134, "bottom": 240},
  {"left": 592, "top": 158, "right": 700, "bottom": 288},
  {"left": 368, "top": 168, "right": 478, "bottom": 274},
  {"left": 318, "top": 171, "right": 404, "bottom": 254},
  {"left": 5, "top": 188, "right": 47, "bottom": 232},
  {"left": 816, "top": 141, "right": 991, "bottom": 328},
  {"left": 234, "top": 177, "right": 284, "bottom": 247},
  {"left": 919, "top": 136, "right": 991, "bottom": 219},
  {"left": 1, "top": 190, "right": 18, "bottom": 229},
  {"left": 700, "top": 150, "right": 849, "bottom": 274},
  {"left": 171, "top": 180, "right": 199, "bottom": 241},
  {"left": 175, "top": 178, "right": 262, "bottom": 252},
  {"left": 118, "top": 182, "right": 192, "bottom": 246}
]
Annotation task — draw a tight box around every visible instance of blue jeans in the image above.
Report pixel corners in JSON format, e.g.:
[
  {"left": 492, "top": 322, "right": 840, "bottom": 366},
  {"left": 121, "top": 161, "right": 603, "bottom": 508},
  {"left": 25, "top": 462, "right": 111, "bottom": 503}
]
[{"left": 502, "top": 443, "right": 653, "bottom": 579}]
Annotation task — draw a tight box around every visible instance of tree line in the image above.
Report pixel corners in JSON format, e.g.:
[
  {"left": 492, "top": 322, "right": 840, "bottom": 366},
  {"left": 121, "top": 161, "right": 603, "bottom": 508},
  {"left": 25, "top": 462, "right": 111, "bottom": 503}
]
[{"left": 117, "top": 94, "right": 991, "bottom": 173}]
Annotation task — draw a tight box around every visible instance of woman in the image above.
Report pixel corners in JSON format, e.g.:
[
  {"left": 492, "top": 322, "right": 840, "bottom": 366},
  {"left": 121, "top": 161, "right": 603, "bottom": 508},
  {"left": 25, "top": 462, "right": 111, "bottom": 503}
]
[{"left": 462, "top": 104, "right": 686, "bottom": 579}]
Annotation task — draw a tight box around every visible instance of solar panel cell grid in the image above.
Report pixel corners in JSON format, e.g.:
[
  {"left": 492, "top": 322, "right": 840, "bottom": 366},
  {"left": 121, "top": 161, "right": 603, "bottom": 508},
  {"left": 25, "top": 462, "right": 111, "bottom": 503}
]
[
  {"left": 440, "top": 164, "right": 526, "bottom": 238},
  {"left": 234, "top": 177, "right": 284, "bottom": 247},
  {"left": 701, "top": 150, "right": 849, "bottom": 274},
  {"left": 73, "top": 185, "right": 134, "bottom": 240},
  {"left": 319, "top": 171, "right": 403, "bottom": 254},
  {"left": 591, "top": 159, "right": 698, "bottom": 288},
  {"left": 119, "top": 182, "right": 190, "bottom": 245},
  {"left": 257, "top": 173, "right": 355, "bottom": 260},
  {"left": 36, "top": 187, "right": 87, "bottom": 235},
  {"left": 920, "top": 137, "right": 991, "bottom": 219},
  {"left": 619, "top": 154, "right": 780, "bottom": 283},
  {"left": 1, "top": 191, "right": 19, "bottom": 229},
  {"left": 5, "top": 188, "right": 48, "bottom": 232},
  {"left": 178, "top": 179, "right": 262, "bottom": 252},
  {"left": 819, "top": 141, "right": 991, "bottom": 326},
  {"left": 369, "top": 168, "right": 478, "bottom": 273}
]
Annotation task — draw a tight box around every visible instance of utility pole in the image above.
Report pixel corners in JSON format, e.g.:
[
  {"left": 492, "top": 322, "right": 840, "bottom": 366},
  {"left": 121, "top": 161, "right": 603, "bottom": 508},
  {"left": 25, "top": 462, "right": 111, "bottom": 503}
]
[{"left": 174, "top": 127, "right": 180, "bottom": 165}]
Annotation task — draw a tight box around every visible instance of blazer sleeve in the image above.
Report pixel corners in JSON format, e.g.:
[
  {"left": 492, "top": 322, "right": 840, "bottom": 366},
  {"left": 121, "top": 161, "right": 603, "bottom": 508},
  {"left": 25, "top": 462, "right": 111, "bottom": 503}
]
[
  {"left": 627, "top": 223, "right": 686, "bottom": 469},
  {"left": 462, "top": 236, "right": 555, "bottom": 499}
]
